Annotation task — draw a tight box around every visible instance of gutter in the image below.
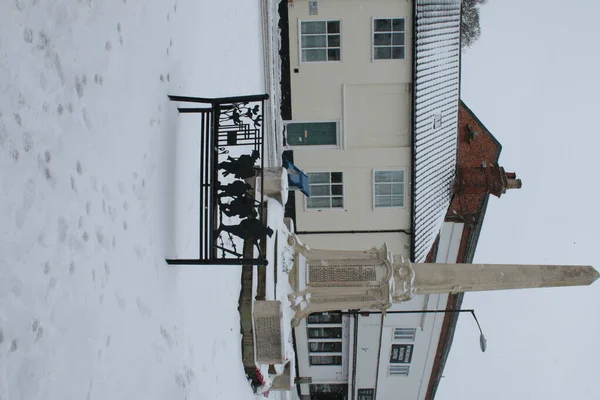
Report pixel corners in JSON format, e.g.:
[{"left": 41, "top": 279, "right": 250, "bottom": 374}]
[
  {"left": 295, "top": 229, "right": 410, "bottom": 236},
  {"left": 409, "top": 0, "right": 418, "bottom": 262}
]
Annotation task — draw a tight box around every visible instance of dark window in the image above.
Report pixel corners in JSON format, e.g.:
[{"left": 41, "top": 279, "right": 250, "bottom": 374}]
[
  {"left": 308, "top": 327, "right": 342, "bottom": 339},
  {"left": 373, "top": 18, "right": 406, "bottom": 60},
  {"left": 307, "top": 312, "right": 342, "bottom": 324},
  {"left": 310, "top": 355, "right": 343, "bottom": 365},
  {"left": 309, "top": 341, "right": 343, "bottom": 353},
  {"left": 307, "top": 172, "right": 344, "bottom": 209},
  {"left": 310, "top": 384, "right": 348, "bottom": 400},
  {"left": 389, "top": 344, "right": 414, "bottom": 364},
  {"left": 301, "top": 20, "right": 341, "bottom": 62},
  {"left": 358, "top": 389, "right": 375, "bottom": 400}
]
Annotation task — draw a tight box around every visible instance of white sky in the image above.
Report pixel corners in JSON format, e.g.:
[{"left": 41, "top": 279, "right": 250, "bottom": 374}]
[{"left": 436, "top": 1, "right": 600, "bottom": 399}]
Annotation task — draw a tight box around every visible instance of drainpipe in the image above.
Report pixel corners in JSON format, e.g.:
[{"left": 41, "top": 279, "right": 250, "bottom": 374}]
[{"left": 295, "top": 229, "right": 411, "bottom": 235}]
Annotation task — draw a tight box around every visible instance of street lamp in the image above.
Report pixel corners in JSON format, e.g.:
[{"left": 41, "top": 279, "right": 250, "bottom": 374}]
[{"left": 344, "top": 308, "right": 488, "bottom": 352}]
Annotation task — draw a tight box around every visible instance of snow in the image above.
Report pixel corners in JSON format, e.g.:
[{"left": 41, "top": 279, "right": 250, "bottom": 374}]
[{"left": 0, "top": 0, "right": 297, "bottom": 399}]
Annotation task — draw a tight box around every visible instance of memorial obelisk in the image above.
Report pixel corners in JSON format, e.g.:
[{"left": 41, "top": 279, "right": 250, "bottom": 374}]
[{"left": 286, "top": 240, "right": 599, "bottom": 326}]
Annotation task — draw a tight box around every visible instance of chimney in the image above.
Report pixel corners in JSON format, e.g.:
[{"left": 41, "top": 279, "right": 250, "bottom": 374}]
[{"left": 503, "top": 171, "right": 522, "bottom": 191}]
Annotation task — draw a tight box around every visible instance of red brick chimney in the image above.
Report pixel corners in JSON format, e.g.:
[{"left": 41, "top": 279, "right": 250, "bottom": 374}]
[{"left": 455, "top": 165, "right": 522, "bottom": 198}]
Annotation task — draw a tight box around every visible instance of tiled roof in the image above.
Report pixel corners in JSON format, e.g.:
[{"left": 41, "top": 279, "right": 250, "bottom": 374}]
[{"left": 411, "top": 0, "right": 462, "bottom": 262}]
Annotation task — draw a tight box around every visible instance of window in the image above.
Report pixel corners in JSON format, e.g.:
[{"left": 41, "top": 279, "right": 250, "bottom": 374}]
[
  {"left": 310, "top": 384, "right": 348, "bottom": 397},
  {"left": 310, "top": 355, "right": 343, "bottom": 365},
  {"left": 393, "top": 327, "right": 416, "bottom": 341},
  {"left": 307, "top": 172, "right": 344, "bottom": 209},
  {"left": 388, "top": 365, "right": 410, "bottom": 376},
  {"left": 308, "top": 312, "right": 343, "bottom": 324},
  {"left": 374, "top": 170, "right": 405, "bottom": 208},
  {"left": 308, "top": 327, "right": 342, "bottom": 339},
  {"left": 389, "top": 344, "right": 413, "bottom": 364},
  {"left": 309, "top": 341, "right": 343, "bottom": 353},
  {"left": 301, "top": 20, "right": 341, "bottom": 62},
  {"left": 373, "top": 18, "right": 406, "bottom": 60}
]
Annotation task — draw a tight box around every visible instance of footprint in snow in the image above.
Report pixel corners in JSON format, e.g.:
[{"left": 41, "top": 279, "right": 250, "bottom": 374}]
[
  {"left": 23, "top": 27, "right": 33, "bottom": 43},
  {"left": 22, "top": 132, "right": 33, "bottom": 153},
  {"left": 82, "top": 108, "right": 92, "bottom": 129},
  {"left": 37, "top": 31, "right": 49, "bottom": 50},
  {"left": 115, "top": 292, "right": 126, "bottom": 310},
  {"left": 39, "top": 73, "right": 48, "bottom": 91},
  {"left": 105, "top": 41, "right": 112, "bottom": 52},
  {"left": 10, "top": 147, "right": 20, "bottom": 162},
  {"left": 96, "top": 230, "right": 104, "bottom": 244},
  {"left": 75, "top": 77, "right": 84, "bottom": 98},
  {"left": 31, "top": 318, "right": 44, "bottom": 342},
  {"left": 58, "top": 217, "right": 68, "bottom": 242}
]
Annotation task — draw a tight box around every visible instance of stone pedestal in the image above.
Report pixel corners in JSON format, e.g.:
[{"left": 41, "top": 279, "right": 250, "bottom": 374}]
[
  {"left": 286, "top": 236, "right": 414, "bottom": 326},
  {"left": 253, "top": 300, "right": 285, "bottom": 364},
  {"left": 248, "top": 167, "right": 288, "bottom": 205}
]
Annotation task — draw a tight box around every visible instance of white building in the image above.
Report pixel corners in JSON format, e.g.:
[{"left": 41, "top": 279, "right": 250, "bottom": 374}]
[{"left": 278, "top": 0, "right": 464, "bottom": 399}]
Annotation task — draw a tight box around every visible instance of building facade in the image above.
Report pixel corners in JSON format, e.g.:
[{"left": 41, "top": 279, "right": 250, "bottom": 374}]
[
  {"left": 277, "top": 1, "right": 475, "bottom": 399},
  {"left": 290, "top": 97, "right": 521, "bottom": 400}
]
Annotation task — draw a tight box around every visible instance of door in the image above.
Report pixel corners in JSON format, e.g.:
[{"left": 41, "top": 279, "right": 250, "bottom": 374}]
[{"left": 286, "top": 122, "right": 337, "bottom": 146}]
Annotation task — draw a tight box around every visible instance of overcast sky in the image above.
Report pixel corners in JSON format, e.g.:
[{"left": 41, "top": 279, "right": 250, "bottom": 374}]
[{"left": 436, "top": 1, "right": 600, "bottom": 399}]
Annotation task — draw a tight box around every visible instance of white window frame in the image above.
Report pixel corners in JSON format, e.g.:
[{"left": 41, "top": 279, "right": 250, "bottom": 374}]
[
  {"left": 299, "top": 19, "right": 342, "bottom": 63},
  {"left": 372, "top": 17, "right": 407, "bottom": 62},
  {"left": 373, "top": 169, "right": 406, "bottom": 209},
  {"left": 305, "top": 172, "right": 345, "bottom": 211},
  {"left": 388, "top": 365, "right": 410, "bottom": 377},
  {"left": 392, "top": 327, "right": 416, "bottom": 341},
  {"left": 283, "top": 120, "right": 343, "bottom": 150}
]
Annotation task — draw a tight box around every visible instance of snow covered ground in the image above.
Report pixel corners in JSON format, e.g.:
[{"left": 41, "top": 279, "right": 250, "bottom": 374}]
[{"left": 0, "top": 0, "right": 294, "bottom": 399}]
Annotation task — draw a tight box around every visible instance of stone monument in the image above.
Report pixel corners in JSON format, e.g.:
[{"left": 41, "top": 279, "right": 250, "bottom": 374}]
[{"left": 286, "top": 237, "right": 599, "bottom": 327}]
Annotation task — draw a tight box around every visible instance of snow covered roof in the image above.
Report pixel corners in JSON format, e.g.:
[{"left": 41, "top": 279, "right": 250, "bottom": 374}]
[{"left": 411, "top": 0, "right": 462, "bottom": 262}]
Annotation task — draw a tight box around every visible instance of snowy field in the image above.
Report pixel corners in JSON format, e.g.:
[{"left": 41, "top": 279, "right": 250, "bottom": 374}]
[{"left": 0, "top": 0, "right": 291, "bottom": 399}]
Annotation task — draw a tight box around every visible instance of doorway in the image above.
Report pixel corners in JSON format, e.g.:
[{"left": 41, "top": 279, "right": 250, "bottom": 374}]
[{"left": 285, "top": 122, "right": 338, "bottom": 147}]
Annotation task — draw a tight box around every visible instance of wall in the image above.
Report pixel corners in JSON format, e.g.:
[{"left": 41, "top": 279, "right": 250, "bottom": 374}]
[
  {"left": 288, "top": 0, "right": 413, "bottom": 122},
  {"left": 353, "top": 223, "right": 461, "bottom": 400},
  {"left": 353, "top": 294, "right": 449, "bottom": 400},
  {"left": 293, "top": 147, "right": 412, "bottom": 250},
  {"left": 287, "top": 0, "right": 414, "bottom": 251},
  {"left": 296, "top": 232, "right": 410, "bottom": 260}
]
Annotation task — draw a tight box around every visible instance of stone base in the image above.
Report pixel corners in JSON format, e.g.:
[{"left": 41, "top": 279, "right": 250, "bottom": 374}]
[{"left": 253, "top": 300, "right": 285, "bottom": 364}]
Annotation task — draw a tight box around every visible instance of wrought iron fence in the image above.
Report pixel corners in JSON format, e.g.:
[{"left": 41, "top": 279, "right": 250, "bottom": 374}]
[{"left": 166, "top": 94, "right": 271, "bottom": 266}]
